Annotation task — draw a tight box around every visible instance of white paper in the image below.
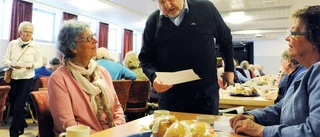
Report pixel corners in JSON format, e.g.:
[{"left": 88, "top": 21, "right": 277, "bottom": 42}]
[{"left": 155, "top": 69, "right": 201, "bottom": 85}]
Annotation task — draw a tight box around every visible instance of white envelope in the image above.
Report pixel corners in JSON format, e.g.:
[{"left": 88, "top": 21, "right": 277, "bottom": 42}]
[{"left": 155, "top": 69, "right": 201, "bottom": 85}]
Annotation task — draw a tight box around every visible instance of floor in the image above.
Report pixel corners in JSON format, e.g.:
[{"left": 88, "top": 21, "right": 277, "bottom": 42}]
[{"left": 0, "top": 117, "right": 38, "bottom": 137}]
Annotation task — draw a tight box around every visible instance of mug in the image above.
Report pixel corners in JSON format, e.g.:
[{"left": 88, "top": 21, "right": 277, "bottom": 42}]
[
  {"left": 196, "top": 115, "right": 215, "bottom": 128},
  {"left": 59, "top": 125, "right": 90, "bottom": 137},
  {"left": 153, "top": 110, "right": 170, "bottom": 118}
]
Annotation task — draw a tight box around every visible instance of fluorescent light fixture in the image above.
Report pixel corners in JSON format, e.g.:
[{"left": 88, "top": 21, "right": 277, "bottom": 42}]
[{"left": 224, "top": 12, "right": 252, "bottom": 24}]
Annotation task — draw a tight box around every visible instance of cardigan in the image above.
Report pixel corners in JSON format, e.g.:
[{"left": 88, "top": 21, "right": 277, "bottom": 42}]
[
  {"left": 48, "top": 65, "right": 125, "bottom": 136},
  {"left": 3, "top": 39, "right": 42, "bottom": 79},
  {"left": 249, "top": 62, "right": 320, "bottom": 137}
]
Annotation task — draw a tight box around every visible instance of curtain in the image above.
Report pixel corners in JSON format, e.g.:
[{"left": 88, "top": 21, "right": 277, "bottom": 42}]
[
  {"left": 123, "top": 29, "right": 133, "bottom": 60},
  {"left": 63, "top": 12, "right": 78, "bottom": 20},
  {"left": 10, "top": 0, "right": 33, "bottom": 41},
  {"left": 98, "top": 22, "right": 109, "bottom": 48}
]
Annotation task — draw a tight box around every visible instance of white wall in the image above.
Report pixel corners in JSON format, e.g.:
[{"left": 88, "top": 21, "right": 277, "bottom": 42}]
[
  {"left": 0, "top": 39, "right": 9, "bottom": 66},
  {"left": 253, "top": 34, "right": 288, "bottom": 76}
]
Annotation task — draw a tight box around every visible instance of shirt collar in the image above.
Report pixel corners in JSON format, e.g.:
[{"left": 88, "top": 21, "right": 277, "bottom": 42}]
[{"left": 160, "top": 0, "right": 189, "bottom": 17}]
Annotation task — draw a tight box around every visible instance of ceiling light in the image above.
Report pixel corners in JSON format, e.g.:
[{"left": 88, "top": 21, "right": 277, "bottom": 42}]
[{"left": 224, "top": 12, "right": 252, "bottom": 24}]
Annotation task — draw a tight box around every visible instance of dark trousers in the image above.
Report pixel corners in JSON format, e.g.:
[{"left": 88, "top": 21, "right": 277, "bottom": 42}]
[
  {"left": 9, "top": 78, "right": 33, "bottom": 137},
  {"left": 158, "top": 84, "right": 220, "bottom": 115}
]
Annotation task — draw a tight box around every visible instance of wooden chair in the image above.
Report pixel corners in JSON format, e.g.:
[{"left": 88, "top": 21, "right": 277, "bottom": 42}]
[
  {"left": 29, "top": 76, "right": 50, "bottom": 123},
  {"left": 112, "top": 80, "right": 132, "bottom": 111},
  {"left": 0, "top": 85, "right": 10, "bottom": 126},
  {"left": 33, "top": 76, "right": 50, "bottom": 91},
  {"left": 125, "top": 80, "right": 150, "bottom": 116},
  {"left": 30, "top": 91, "right": 54, "bottom": 137}
]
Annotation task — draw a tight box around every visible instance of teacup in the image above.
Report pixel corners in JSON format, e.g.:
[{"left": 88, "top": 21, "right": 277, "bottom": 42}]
[
  {"left": 59, "top": 125, "right": 90, "bottom": 137},
  {"left": 153, "top": 110, "right": 170, "bottom": 118}
]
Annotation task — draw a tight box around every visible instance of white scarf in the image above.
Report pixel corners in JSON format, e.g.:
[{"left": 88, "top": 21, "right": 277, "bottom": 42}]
[
  {"left": 67, "top": 59, "right": 114, "bottom": 127},
  {"left": 18, "top": 37, "right": 32, "bottom": 45}
]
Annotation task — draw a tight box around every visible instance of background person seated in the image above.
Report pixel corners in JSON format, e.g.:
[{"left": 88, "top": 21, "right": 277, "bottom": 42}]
[
  {"left": 95, "top": 47, "right": 136, "bottom": 80},
  {"left": 123, "top": 51, "right": 148, "bottom": 81},
  {"left": 34, "top": 56, "right": 52, "bottom": 80},
  {"left": 236, "top": 60, "right": 253, "bottom": 79},
  {"left": 48, "top": 57, "right": 61, "bottom": 73}
]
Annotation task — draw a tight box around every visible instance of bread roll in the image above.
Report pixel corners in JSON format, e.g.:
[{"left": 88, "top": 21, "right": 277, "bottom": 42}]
[
  {"left": 151, "top": 115, "right": 178, "bottom": 137},
  {"left": 163, "top": 121, "right": 191, "bottom": 137},
  {"left": 190, "top": 121, "right": 215, "bottom": 137}
]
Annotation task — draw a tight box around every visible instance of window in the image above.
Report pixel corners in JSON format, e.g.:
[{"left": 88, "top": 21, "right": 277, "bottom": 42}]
[
  {"left": 0, "top": 0, "right": 12, "bottom": 39},
  {"left": 32, "top": 4, "right": 61, "bottom": 44},
  {"left": 132, "top": 31, "right": 142, "bottom": 55},
  {"left": 108, "top": 24, "right": 123, "bottom": 52}
]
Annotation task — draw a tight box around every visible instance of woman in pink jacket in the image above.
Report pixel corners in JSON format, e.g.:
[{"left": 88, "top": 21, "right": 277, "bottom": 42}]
[{"left": 48, "top": 20, "right": 125, "bottom": 136}]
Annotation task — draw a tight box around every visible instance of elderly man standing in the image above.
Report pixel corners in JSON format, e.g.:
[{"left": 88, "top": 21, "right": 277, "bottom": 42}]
[{"left": 139, "top": 0, "right": 234, "bottom": 114}]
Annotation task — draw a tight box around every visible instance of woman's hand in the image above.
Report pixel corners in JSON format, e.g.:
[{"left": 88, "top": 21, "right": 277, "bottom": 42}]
[
  {"left": 230, "top": 114, "right": 264, "bottom": 137},
  {"left": 153, "top": 77, "right": 173, "bottom": 93}
]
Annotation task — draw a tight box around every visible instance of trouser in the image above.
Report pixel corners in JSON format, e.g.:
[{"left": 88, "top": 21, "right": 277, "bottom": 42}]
[
  {"left": 158, "top": 84, "right": 220, "bottom": 115},
  {"left": 9, "top": 78, "right": 33, "bottom": 137}
]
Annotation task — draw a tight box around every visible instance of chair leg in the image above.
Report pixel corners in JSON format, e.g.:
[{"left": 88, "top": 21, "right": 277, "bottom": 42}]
[
  {"left": 4, "top": 104, "right": 10, "bottom": 124},
  {"left": 27, "top": 103, "right": 36, "bottom": 123}
]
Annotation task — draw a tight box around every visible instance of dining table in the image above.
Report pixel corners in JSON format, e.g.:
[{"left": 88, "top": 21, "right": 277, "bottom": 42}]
[
  {"left": 90, "top": 111, "right": 249, "bottom": 137},
  {"left": 219, "top": 88, "right": 275, "bottom": 110}
]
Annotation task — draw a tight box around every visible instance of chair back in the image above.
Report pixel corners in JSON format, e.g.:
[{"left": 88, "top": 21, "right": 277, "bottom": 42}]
[
  {"left": 0, "top": 85, "right": 10, "bottom": 125},
  {"left": 125, "top": 80, "right": 150, "bottom": 113},
  {"left": 30, "top": 91, "right": 54, "bottom": 137},
  {"left": 112, "top": 80, "right": 132, "bottom": 110},
  {"left": 33, "top": 76, "right": 50, "bottom": 91}
]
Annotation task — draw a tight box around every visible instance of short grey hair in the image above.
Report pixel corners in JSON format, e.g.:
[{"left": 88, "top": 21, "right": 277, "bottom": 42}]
[
  {"left": 57, "top": 20, "right": 90, "bottom": 59},
  {"left": 281, "top": 50, "right": 300, "bottom": 67},
  {"left": 240, "top": 60, "right": 249, "bottom": 70},
  {"left": 19, "top": 21, "right": 34, "bottom": 32}
]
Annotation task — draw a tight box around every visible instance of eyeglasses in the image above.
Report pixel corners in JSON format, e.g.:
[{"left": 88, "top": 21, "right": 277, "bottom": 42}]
[
  {"left": 287, "top": 30, "right": 306, "bottom": 38},
  {"left": 77, "top": 33, "right": 96, "bottom": 42},
  {"left": 22, "top": 31, "right": 33, "bottom": 34}
]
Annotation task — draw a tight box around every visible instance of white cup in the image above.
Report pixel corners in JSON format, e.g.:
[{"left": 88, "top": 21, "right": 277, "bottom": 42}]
[
  {"left": 196, "top": 115, "right": 215, "bottom": 127},
  {"left": 153, "top": 110, "right": 170, "bottom": 118},
  {"left": 59, "top": 125, "right": 90, "bottom": 137}
]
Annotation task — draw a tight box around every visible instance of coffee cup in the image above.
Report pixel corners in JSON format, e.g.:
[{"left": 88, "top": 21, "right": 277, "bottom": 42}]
[
  {"left": 59, "top": 125, "right": 90, "bottom": 137},
  {"left": 153, "top": 110, "right": 170, "bottom": 118}
]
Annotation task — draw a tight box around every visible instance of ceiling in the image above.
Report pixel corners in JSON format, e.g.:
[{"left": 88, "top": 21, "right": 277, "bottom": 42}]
[{"left": 26, "top": 0, "right": 319, "bottom": 42}]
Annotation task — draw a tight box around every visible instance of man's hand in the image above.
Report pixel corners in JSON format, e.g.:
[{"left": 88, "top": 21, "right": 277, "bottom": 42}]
[
  {"left": 153, "top": 77, "right": 173, "bottom": 93},
  {"left": 222, "top": 71, "right": 234, "bottom": 88}
]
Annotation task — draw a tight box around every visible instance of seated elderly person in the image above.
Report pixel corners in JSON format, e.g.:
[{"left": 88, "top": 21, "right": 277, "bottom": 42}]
[
  {"left": 95, "top": 47, "right": 136, "bottom": 80},
  {"left": 123, "top": 51, "right": 148, "bottom": 80},
  {"left": 48, "top": 20, "right": 125, "bottom": 135},
  {"left": 229, "top": 5, "right": 320, "bottom": 136},
  {"left": 264, "top": 50, "right": 306, "bottom": 103},
  {"left": 34, "top": 56, "right": 52, "bottom": 80},
  {"left": 48, "top": 57, "right": 61, "bottom": 72}
]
